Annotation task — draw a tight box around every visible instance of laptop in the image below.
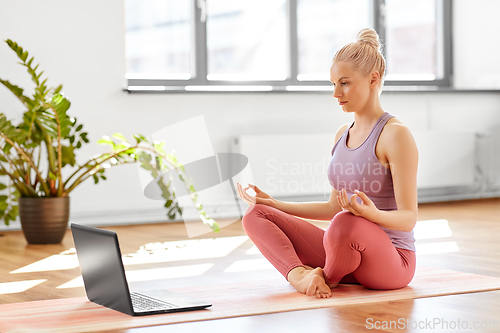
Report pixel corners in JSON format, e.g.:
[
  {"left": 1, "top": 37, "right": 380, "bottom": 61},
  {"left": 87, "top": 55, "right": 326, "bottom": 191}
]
[{"left": 71, "top": 223, "right": 212, "bottom": 316}]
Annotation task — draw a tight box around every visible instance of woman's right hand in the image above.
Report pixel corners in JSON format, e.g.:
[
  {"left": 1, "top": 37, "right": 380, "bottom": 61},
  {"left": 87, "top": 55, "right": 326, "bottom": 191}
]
[{"left": 236, "top": 183, "right": 276, "bottom": 207}]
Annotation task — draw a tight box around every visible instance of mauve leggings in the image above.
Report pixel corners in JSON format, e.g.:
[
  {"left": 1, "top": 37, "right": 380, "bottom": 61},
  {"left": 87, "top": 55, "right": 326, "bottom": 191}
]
[{"left": 241, "top": 204, "right": 416, "bottom": 290}]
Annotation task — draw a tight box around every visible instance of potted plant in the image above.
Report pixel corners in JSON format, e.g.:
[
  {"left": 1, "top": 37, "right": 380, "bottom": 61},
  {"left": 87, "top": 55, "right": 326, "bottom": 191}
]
[{"left": 0, "top": 39, "right": 219, "bottom": 244}]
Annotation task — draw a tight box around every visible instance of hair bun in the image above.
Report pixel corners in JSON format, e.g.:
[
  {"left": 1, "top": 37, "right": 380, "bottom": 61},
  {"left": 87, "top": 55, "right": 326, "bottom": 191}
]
[{"left": 356, "top": 28, "right": 381, "bottom": 51}]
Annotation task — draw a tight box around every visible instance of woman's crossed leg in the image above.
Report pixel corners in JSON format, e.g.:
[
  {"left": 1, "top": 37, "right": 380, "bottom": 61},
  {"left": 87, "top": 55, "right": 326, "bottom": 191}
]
[{"left": 241, "top": 204, "right": 415, "bottom": 298}]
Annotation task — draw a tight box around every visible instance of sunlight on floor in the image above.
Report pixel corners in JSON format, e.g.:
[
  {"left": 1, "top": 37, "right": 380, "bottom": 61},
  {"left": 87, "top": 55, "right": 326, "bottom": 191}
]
[
  {"left": 413, "top": 219, "right": 453, "bottom": 240},
  {"left": 122, "top": 236, "right": 249, "bottom": 265},
  {"left": 415, "top": 241, "right": 460, "bottom": 255},
  {"left": 11, "top": 249, "right": 78, "bottom": 274},
  {"left": 7, "top": 220, "right": 461, "bottom": 294},
  {"left": 10, "top": 236, "right": 250, "bottom": 274},
  {"left": 57, "top": 263, "right": 215, "bottom": 289},
  {"left": 245, "top": 245, "right": 261, "bottom": 255},
  {"left": 414, "top": 219, "right": 459, "bottom": 255},
  {"left": 0, "top": 279, "right": 47, "bottom": 295},
  {"left": 223, "top": 259, "right": 274, "bottom": 273}
]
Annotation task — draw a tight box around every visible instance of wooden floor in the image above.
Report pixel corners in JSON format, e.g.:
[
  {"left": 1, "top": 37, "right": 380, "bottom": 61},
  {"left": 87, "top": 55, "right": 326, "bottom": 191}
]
[{"left": 1, "top": 198, "right": 500, "bottom": 332}]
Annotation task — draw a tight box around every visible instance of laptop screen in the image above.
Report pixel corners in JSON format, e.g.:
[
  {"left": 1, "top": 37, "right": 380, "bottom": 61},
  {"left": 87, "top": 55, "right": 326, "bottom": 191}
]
[{"left": 71, "top": 223, "right": 134, "bottom": 315}]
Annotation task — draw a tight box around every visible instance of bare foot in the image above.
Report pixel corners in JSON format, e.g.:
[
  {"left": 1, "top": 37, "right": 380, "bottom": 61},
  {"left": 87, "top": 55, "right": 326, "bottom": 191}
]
[
  {"left": 288, "top": 267, "right": 332, "bottom": 299},
  {"left": 304, "top": 266, "right": 339, "bottom": 289}
]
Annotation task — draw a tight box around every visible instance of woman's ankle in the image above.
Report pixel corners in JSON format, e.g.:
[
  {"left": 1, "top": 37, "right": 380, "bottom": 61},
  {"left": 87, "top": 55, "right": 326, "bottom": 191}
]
[
  {"left": 324, "top": 276, "right": 339, "bottom": 288},
  {"left": 287, "top": 266, "right": 306, "bottom": 283}
]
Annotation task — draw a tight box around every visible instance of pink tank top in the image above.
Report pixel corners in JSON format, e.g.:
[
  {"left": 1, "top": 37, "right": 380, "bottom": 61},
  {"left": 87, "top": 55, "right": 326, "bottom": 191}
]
[{"left": 327, "top": 112, "right": 416, "bottom": 251}]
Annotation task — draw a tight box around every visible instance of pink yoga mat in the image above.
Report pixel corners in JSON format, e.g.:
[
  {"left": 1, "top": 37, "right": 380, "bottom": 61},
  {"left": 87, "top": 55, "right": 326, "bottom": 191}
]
[{"left": 1, "top": 266, "right": 500, "bottom": 333}]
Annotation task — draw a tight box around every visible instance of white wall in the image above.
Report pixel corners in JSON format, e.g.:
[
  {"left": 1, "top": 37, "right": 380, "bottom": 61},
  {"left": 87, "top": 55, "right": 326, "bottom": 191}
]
[
  {"left": 0, "top": 0, "right": 499, "bottom": 230},
  {"left": 453, "top": 0, "right": 500, "bottom": 89}
]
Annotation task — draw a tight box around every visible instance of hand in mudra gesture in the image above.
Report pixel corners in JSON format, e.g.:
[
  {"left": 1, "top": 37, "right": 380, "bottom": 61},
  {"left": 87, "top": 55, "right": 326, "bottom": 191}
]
[{"left": 236, "top": 183, "right": 276, "bottom": 206}]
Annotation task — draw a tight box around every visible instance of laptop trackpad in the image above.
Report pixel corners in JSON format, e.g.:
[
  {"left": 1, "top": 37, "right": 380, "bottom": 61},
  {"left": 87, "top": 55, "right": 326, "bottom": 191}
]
[{"left": 138, "top": 289, "right": 211, "bottom": 308}]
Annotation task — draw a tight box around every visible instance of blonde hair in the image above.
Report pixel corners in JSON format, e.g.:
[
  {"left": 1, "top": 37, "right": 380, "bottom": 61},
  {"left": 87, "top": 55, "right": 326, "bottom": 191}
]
[{"left": 333, "top": 28, "right": 386, "bottom": 90}]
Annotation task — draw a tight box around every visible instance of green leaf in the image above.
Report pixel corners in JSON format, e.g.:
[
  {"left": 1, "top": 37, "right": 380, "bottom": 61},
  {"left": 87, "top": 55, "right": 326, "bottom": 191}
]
[
  {"left": 80, "top": 132, "right": 89, "bottom": 143},
  {"left": 60, "top": 145, "right": 76, "bottom": 167},
  {"left": 48, "top": 93, "right": 72, "bottom": 137},
  {"left": 0, "top": 78, "right": 32, "bottom": 105},
  {"left": 25, "top": 142, "right": 38, "bottom": 149},
  {"left": 0, "top": 114, "right": 28, "bottom": 145},
  {"left": 7, "top": 208, "right": 17, "bottom": 220},
  {"left": 48, "top": 172, "right": 57, "bottom": 180},
  {"left": 21, "top": 50, "right": 28, "bottom": 62},
  {"left": 140, "top": 162, "right": 153, "bottom": 171},
  {"left": 133, "top": 133, "right": 146, "bottom": 144},
  {"left": 0, "top": 195, "right": 8, "bottom": 201},
  {"left": 93, "top": 174, "right": 99, "bottom": 184},
  {"left": 97, "top": 136, "right": 114, "bottom": 146},
  {"left": 167, "top": 205, "right": 178, "bottom": 220},
  {"left": 139, "top": 152, "right": 152, "bottom": 162},
  {"left": 112, "top": 133, "right": 127, "bottom": 142},
  {"left": 153, "top": 141, "right": 165, "bottom": 154},
  {"left": 0, "top": 183, "right": 6, "bottom": 190},
  {"left": 0, "top": 155, "right": 7, "bottom": 163},
  {"left": 76, "top": 124, "right": 83, "bottom": 132},
  {"left": 157, "top": 181, "right": 172, "bottom": 201}
]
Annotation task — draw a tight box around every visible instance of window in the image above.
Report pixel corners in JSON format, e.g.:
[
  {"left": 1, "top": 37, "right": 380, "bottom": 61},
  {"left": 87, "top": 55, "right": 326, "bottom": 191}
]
[
  {"left": 126, "top": 0, "right": 192, "bottom": 80},
  {"left": 125, "top": 0, "right": 452, "bottom": 92},
  {"left": 385, "top": 0, "right": 450, "bottom": 85},
  {"left": 297, "top": 0, "right": 371, "bottom": 81},
  {"left": 206, "top": 0, "right": 288, "bottom": 81}
]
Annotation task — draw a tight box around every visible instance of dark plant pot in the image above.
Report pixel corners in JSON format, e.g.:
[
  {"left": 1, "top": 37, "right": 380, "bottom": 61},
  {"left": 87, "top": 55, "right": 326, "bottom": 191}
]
[{"left": 19, "top": 197, "right": 70, "bottom": 244}]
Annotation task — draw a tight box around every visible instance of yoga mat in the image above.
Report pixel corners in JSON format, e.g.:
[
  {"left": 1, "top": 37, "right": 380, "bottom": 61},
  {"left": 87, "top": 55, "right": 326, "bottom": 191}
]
[{"left": 1, "top": 266, "right": 500, "bottom": 333}]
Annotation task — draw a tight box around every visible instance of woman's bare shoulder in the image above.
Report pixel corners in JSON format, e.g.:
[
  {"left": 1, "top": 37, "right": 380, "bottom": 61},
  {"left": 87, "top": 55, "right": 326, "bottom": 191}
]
[
  {"left": 330, "top": 123, "right": 351, "bottom": 151},
  {"left": 383, "top": 117, "right": 413, "bottom": 137},
  {"left": 335, "top": 123, "right": 350, "bottom": 142},
  {"left": 380, "top": 117, "right": 417, "bottom": 149}
]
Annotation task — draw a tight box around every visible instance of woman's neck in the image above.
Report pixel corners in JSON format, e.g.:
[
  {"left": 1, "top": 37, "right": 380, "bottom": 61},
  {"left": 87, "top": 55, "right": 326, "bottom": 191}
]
[{"left": 352, "top": 100, "right": 385, "bottom": 131}]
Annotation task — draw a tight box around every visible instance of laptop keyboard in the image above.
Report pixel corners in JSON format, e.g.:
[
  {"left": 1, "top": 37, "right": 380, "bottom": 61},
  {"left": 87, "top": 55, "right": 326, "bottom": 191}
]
[{"left": 130, "top": 292, "right": 176, "bottom": 311}]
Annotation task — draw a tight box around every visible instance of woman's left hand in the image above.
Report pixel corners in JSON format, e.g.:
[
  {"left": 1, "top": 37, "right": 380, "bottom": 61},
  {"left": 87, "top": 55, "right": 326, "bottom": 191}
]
[{"left": 337, "top": 188, "right": 379, "bottom": 220}]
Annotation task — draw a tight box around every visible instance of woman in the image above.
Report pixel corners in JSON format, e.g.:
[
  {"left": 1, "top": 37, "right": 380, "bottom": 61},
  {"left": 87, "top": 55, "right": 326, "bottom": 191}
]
[{"left": 237, "top": 28, "right": 418, "bottom": 299}]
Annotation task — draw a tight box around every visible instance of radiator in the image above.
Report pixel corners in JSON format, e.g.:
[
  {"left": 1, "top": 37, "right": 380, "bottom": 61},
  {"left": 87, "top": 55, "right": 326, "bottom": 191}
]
[{"left": 231, "top": 130, "right": 477, "bottom": 199}]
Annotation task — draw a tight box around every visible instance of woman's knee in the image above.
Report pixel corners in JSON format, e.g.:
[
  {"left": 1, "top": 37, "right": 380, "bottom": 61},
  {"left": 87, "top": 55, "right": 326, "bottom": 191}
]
[
  {"left": 325, "top": 211, "right": 378, "bottom": 241},
  {"left": 241, "top": 204, "right": 274, "bottom": 233},
  {"left": 326, "top": 211, "right": 359, "bottom": 235}
]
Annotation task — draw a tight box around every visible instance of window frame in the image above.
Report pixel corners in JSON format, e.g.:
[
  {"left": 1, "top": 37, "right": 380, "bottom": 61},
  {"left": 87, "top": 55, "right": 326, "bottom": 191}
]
[{"left": 126, "top": 0, "right": 453, "bottom": 92}]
